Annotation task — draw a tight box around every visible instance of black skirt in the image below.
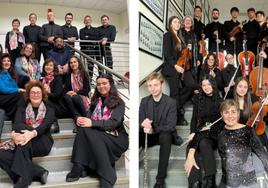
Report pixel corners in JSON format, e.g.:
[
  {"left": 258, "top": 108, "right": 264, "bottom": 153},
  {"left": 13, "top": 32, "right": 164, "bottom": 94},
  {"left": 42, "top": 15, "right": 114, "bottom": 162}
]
[{"left": 71, "top": 127, "right": 128, "bottom": 185}]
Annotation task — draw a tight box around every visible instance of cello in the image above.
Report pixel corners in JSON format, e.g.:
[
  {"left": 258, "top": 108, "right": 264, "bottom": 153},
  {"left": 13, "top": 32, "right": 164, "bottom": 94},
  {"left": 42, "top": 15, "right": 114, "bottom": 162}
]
[
  {"left": 247, "top": 41, "right": 268, "bottom": 135},
  {"left": 238, "top": 32, "right": 255, "bottom": 76}
]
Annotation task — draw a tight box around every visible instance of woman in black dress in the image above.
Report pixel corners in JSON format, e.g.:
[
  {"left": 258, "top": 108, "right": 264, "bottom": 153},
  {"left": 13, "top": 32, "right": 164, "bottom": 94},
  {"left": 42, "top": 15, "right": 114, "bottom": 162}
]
[
  {"left": 66, "top": 74, "right": 128, "bottom": 188},
  {"left": 185, "top": 75, "right": 223, "bottom": 188},
  {"left": 63, "top": 56, "right": 90, "bottom": 119},
  {"left": 0, "top": 81, "right": 55, "bottom": 187}
]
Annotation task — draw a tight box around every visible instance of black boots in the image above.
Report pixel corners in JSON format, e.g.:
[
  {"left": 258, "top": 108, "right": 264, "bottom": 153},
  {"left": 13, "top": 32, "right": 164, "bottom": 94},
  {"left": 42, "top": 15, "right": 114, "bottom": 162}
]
[
  {"left": 50, "top": 120, "right": 60, "bottom": 133},
  {"left": 202, "top": 175, "right": 216, "bottom": 188},
  {"left": 39, "top": 170, "right": 49, "bottom": 185},
  {"left": 14, "top": 177, "right": 30, "bottom": 188},
  {"left": 177, "top": 108, "right": 188, "bottom": 125},
  {"left": 66, "top": 163, "right": 87, "bottom": 182},
  {"left": 153, "top": 179, "right": 166, "bottom": 188}
]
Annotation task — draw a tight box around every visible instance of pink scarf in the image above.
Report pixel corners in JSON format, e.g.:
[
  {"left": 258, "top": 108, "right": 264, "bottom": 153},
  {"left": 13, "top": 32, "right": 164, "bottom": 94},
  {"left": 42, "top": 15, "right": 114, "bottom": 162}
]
[{"left": 42, "top": 73, "right": 54, "bottom": 93}]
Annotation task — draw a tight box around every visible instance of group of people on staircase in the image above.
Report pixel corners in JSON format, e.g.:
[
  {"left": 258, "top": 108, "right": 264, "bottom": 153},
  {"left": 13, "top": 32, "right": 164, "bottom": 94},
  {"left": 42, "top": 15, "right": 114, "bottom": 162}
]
[
  {"left": 140, "top": 5, "right": 268, "bottom": 188},
  {"left": 0, "top": 7, "right": 128, "bottom": 188}
]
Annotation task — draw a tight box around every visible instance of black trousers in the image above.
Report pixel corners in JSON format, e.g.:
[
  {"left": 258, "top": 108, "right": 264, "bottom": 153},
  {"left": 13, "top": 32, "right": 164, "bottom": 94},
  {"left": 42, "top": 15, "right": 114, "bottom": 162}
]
[
  {"left": 64, "top": 94, "right": 87, "bottom": 118},
  {"left": 166, "top": 71, "right": 197, "bottom": 113},
  {"left": 72, "top": 128, "right": 128, "bottom": 186},
  {"left": 32, "top": 43, "right": 41, "bottom": 62},
  {"left": 0, "top": 92, "right": 24, "bottom": 119},
  {"left": 40, "top": 45, "right": 52, "bottom": 60},
  {"left": 187, "top": 138, "right": 217, "bottom": 187},
  {"left": 9, "top": 48, "right": 21, "bottom": 65},
  {"left": 0, "top": 109, "right": 5, "bottom": 139},
  {"left": 139, "top": 131, "right": 172, "bottom": 182},
  {"left": 0, "top": 134, "right": 53, "bottom": 184},
  {"left": 100, "top": 45, "right": 113, "bottom": 75}
]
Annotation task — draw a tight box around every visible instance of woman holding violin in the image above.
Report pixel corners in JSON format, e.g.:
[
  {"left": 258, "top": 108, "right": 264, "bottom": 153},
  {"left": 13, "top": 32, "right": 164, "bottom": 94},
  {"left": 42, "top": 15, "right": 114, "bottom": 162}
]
[{"left": 161, "top": 16, "right": 190, "bottom": 125}]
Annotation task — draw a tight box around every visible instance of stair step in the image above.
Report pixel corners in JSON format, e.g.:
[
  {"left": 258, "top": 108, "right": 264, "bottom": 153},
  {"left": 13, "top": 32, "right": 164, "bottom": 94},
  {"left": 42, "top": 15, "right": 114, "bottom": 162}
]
[{"left": 0, "top": 169, "right": 129, "bottom": 188}]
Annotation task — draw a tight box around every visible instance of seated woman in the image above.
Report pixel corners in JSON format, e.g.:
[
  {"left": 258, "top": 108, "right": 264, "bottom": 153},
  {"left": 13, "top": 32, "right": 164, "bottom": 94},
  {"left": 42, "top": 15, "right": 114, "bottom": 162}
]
[
  {"left": 42, "top": 58, "right": 70, "bottom": 133},
  {"left": 185, "top": 75, "right": 223, "bottom": 188},
  {"left": 66, "top": 74, "right": 129, "bottom": 188},
  {"left": 15, "top": 43, "right": 41, "bottom": 88},
  {"left": 63, "top": 56, "right": 90, "bottom": 119},
  {"left": 0, "top": 81, "right": 55, "bottom": 187},
  {"left": 0, "top": 54, "right": 24, "bottom": 137},
  {"left": 199, "top": 53, "right": 223, "bottom": 92}
]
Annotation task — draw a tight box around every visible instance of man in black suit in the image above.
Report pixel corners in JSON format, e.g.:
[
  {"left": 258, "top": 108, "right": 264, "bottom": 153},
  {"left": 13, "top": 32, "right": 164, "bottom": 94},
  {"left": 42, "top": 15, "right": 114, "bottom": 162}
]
[{"left": 139, "top": 72, "right": 182, "bottom": 188}]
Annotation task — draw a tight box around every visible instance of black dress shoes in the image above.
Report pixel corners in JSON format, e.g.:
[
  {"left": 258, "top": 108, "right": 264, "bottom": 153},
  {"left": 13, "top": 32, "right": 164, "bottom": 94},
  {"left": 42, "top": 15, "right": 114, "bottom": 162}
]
[
  {"left": 50, "top": 120, "right": 60, "bottom": 133},
  {"left": 14, "top": 177, "right": 30, "bottom": 188},
  {"left": 40, "top": 170, "right": 49, "bottom": 185},
  {"left": 66, "top": 163, "right": 87, "bottom": 182}
]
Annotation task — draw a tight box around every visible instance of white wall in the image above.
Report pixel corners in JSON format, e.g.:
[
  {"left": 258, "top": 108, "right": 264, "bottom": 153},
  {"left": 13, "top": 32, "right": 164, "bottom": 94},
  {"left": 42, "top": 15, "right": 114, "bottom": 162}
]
[{"left": 0, "top": 2, "right": 129, "bottom": 47}]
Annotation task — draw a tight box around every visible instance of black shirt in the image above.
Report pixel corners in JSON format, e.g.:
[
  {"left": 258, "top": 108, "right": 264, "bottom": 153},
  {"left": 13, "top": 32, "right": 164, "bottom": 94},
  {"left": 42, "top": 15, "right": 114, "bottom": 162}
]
[
  {"left": 61, "top": 24, "right": 78, "bottom": 45},
  {"left": 39, "top": 21, "right": 63, "bottom": 47},
  {"left": 97, "top": 25, "right": 116, "bottom": 42},
  {"left": 243, "top": 19, "right": 260, "bottom": 40},
  {"left": 23, "top": 24, "right": 41, "bottom": 43},
  {"left": 205, "top": 21, "right": 224, "bottom": 52},
  {"left": 79, "top": 26, "right": 99, "bottom": 49},
  {"left": 194, "top": 18, "right": 205, "bottom": 41}
]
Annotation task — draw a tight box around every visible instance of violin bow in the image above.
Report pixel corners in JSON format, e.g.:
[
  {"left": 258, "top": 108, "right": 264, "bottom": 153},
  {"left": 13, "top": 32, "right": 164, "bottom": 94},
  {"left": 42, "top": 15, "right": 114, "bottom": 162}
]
[
  {"left": 143, "top": 133, "right": 149, "bottom": 188},
  {"left": 177, "top": 117, "right": 222, "bottom": 149},
  {"left": 223, "top": 63, "right": 241, "bottom": 100}
]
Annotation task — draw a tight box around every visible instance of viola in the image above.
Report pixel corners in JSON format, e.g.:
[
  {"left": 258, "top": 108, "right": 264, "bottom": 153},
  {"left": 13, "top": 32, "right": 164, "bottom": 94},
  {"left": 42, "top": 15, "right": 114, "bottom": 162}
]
[
  {"left": 214, "top": 30, "right": 225, "bottom": 70},
  {"left": 177, "top": 47, "right": 192, "bottom": 80},
  {"left": 228, "top": 20, "right": 247, "bottom": 38},
  {"left": 198, "top": 34, "right": 207, "bottom": 57},
  {"left": 238, "top": 33, "right": 255, "bottom": 76}
]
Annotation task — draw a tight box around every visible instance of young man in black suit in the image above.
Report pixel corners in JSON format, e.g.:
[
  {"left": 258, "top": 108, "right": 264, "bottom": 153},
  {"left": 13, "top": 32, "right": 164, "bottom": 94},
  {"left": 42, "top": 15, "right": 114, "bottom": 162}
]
[{"left": 139, "top": 72, "right": 182, "bottom": 188}]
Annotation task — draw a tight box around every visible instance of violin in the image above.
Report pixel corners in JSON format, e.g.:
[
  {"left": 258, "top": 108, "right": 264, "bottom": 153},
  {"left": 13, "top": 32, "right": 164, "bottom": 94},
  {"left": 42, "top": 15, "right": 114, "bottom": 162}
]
[
  {"left": 177, "top": 44, "right": 192, "bottom": 80},
  {"left": 238, "top": 32, "right": 255, "bottom": 76},
  {"left": 214, "top": 30, "right": 225, "bottom": 70},
  {"left": 228, "top": 20, "right": 247, "bottom": 38},
  {"left": 248, "top": 41, "right": 268, "bottom": 135},
  {"left": 198, "top": 33, "right": 207, "bottom": 57}
]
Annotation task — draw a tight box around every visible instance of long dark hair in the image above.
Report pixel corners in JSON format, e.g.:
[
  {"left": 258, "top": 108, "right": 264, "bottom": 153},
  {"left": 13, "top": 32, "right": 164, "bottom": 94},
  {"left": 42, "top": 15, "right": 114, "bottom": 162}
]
[
  {"left": 0, "top": 53, "right": 17, "bottom": 80},
  {"left": 90, "top": 74, "right": 121, "bottom": 110},
  {"left": 168, "top": 16, "right": 182, "bottom": 51},
  {"left": 202, "top": 53, "right": 218, "bottom": 72},
  {"left": 68, "top": 55, "right": 88, "bottom": 80},
  {"left": 233, "top": 76, "right": 252, "bottom": 118}
]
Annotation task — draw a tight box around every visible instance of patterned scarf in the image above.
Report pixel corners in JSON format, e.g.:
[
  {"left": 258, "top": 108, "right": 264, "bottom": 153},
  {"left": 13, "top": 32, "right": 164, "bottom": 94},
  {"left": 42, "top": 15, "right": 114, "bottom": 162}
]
[
  {"left": 21, "top": 57, "right": 38, "bottom": 79},
  {"left": 91, "top": 98, "right": 117, "bottom": 136},
  {"left": 42, "top": 73, "right": 54, "bottom": 93},
  {"left": 25, "top": 102, "right": 46, "bottom": 128},
  {"left": 0, "top": 102, "right": 46, "bottom": 150},
  {"left": 71, "top": 72, "right": 90, "bottom": 111},
  {"left": 9, "top": 31, "right": 25, "bottom": 50}
]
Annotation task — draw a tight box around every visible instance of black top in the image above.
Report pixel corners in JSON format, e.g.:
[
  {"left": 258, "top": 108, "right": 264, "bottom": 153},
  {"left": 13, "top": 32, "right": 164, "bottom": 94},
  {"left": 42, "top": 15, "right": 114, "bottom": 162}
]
[
  {"left": 161, "top": 31, "right": 181, "bottom": 77},
  {"left": 13, "top": 103, "right": 55, "bottom": 136},
  {"left": 61, "top": 24, "right": 78, "bottom": 45},
  {"left": 139, "top": 94, "right": 177, "bottom": 133},
  {"left": 243, "top": 20, "right": 260, "bottom": 40},
  {"left": 63, "top": 73, "right": 90, "bottom": 96},
  {"left": 90, "top": 98, "right": 126, "bottom": 133},
  {"left": 221, "top": 64, "right": 242, "bottom": 88},
  {"left": 180, "top": 29, "right": 195, "bottom": 47},
  {"left": 97, "top": 25, "right": 116, "bottom": 42},
  {"left": 5, "top": 31, "right": 24, "bottom": 51},
  {"left": 79, "top": 26, "right": 99, "bottom": 49},
  {"left": 23, "top": 24, "right": 42, "bottom": 43},
  {"left": 205, "top": 21, "right": 224, "bottom": 52},
  {"left": 218, "top": 126, "right": 268, "bottom": 187},
  {"left": 223, "top": 20, "right": 243, "bottom": 47},
  {"left": 46, "top": 75, "right": 63, "bottom": 102},
  {"left": 194, "top": 18, "right": 205, "bottom": 41},
  {"left": 39, "top": 22, "right": 63, "bottom": 47}
]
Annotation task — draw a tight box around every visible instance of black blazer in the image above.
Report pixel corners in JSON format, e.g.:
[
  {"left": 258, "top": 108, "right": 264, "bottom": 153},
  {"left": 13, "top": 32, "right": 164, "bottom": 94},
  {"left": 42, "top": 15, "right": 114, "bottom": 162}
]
[
  {"left": 161, "top": 31, "right": 181, "bottom": 77},
  {"left": 139, "top": 94, "right": 177, "bottom": 133}
]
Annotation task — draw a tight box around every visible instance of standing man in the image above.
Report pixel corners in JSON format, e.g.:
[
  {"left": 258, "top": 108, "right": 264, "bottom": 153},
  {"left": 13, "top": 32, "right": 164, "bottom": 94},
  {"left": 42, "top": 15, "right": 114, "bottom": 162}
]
[
  {"left": 193, "top": 6, "right": 205, "bottom": 42},
  {"left": 97, "top": 15, "right": 116, "bottom": 72},
  {"left": 139, "top": 72, "right": 182, "bottom": 188},
  {"left": 243, "top": 8, "right": 260, "bottom": 55},
  {"left": 223, "top": 7, "right": 243, "bottom": 56},
  {"left": 79, "top": 15, "right": 99, "bottom": 79},
  {"left": 61, "top": 12, "right": 78, "bottom": 51},
  {"left": 39, "top": 9, "right": 63, "bottom": 60},
  {"left": 204, "top": 8, "right": 224, "bottom": 52},
  {"left": 23, "top": 13, "right": 42, "bottom": 62}
]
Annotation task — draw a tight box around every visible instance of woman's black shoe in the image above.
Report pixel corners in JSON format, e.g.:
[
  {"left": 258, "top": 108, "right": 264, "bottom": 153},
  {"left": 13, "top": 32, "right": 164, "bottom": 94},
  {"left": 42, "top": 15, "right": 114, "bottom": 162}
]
[
  {"left": 66, "top": 163, "right": 86, "bottom": 182},
  {"left": 40, "top": 170, "right": 49, "bottom": 185},
  {"left": 14, "top": 177, "right": 30, "bottom": 188},
  {"left": 202, "top": 175, "right": 216, "bottom": 188},
  {"left": 50, "top": 120, "right": 60, "bottom": 134},
  {"left": 100, "top": 178, "right": 113, "bottom": 188}
]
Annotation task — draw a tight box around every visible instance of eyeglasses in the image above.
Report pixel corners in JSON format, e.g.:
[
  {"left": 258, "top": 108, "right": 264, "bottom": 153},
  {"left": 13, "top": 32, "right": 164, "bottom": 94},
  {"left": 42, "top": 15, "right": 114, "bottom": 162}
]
[{"left": 30, "top": 91, "right": 42, "bottom": 96}]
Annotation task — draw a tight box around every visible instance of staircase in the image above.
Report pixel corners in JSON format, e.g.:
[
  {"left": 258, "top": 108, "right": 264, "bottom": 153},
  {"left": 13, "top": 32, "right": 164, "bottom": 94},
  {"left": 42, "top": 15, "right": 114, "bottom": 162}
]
[
  {"left": 0, "top": 119, "right": 129, "bottom": 188},
  {"left": 139, "top": 102, "right": 268, "bottom": 188}
]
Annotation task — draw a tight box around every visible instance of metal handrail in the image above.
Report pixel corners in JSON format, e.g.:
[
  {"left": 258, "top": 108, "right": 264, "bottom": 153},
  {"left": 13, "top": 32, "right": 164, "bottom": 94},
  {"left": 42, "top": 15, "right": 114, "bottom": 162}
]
[
  {"left": 139, "top": 64, "right": 163, "bottom": 87},
  {"left": 65, "top": 43, "right": 129, "bottom": 84},
  {"left": 72, "top": 39, "right": 129, "bottom": 45}
]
